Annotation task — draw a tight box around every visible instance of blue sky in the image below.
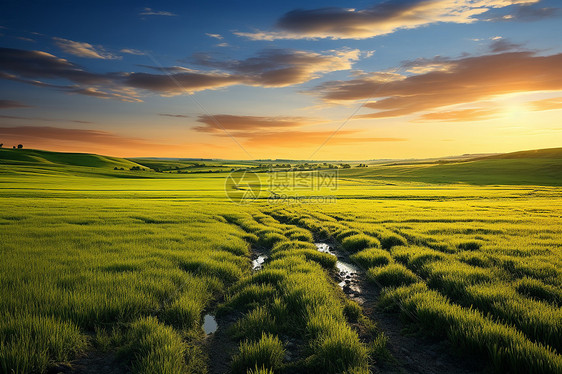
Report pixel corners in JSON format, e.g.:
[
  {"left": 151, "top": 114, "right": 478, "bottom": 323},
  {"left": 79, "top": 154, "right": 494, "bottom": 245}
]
[{"left": 1, "top": 0, "right": 561, "bottom": 159}]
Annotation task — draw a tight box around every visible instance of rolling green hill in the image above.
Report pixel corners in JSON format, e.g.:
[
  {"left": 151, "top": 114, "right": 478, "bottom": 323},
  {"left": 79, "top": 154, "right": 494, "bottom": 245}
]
[
  {"left": 476, "top": 147, "right": 562, "bottom": 160},
  {"left": 0, "top": 148, "right": 142, "bottom": 169}
]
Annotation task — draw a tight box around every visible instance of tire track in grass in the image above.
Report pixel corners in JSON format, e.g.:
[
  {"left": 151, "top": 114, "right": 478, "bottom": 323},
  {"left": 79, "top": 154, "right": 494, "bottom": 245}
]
[
  {"left": 270, "top": 209, "right": 485, "bottom": 374},
  {"left": 216, "top": 212, "right": 372, "bottom": 373}
]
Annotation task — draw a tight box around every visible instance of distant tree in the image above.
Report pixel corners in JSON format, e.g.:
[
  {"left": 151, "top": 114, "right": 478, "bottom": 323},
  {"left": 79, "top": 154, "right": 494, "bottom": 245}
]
[
  {"left": 0, "top": 143, "right": 3, "bottom": 148},
  {"left": 113, "top": 167, "right": 119, "bottom": 170},
  {"left": 12, "top": 146, "right": 16, "bottom": 149},
  {"left": 17, "top": 144, "right": 23, "bottom": 149}
]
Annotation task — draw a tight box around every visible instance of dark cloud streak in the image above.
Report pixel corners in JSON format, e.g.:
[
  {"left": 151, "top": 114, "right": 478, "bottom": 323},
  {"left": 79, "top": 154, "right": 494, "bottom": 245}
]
[{"left": 0, "top": 100, "right": 30, "bottom": 109}]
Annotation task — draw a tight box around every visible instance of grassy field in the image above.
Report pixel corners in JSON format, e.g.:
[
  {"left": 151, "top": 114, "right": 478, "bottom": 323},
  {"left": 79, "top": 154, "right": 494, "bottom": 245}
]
[{"left": 0, "top": 148, "right": 561, "bottom": 373}]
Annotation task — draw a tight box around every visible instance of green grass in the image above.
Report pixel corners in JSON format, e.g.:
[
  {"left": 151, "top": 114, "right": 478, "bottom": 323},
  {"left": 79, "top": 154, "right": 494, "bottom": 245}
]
[
  {"left": 1, "top": 147, "right": 561, "bottom": 373},
  {"left": 231, "top": 333, "right": 285, "bottom": 374},
  {"left": 367, "top": 264, "right": 418, "bottom": 287},
  {"left": 0, "top": 314, "right": 87, "bottom": 374},
  {"left": 341, "top": 234, "right": 380, "bottom": 253},
  {"left": 350, "top": 248, "right": 392, "bottom": 268}
]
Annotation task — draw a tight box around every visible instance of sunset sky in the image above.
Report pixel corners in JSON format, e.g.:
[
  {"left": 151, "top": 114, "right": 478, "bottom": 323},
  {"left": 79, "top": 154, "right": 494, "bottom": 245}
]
[{"left": 1, "top": 0, "right": 561, "bottom": 160}]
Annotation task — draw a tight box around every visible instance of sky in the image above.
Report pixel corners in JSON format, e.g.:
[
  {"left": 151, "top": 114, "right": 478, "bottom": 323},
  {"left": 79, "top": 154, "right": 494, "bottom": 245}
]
[{"left": 0, "top": 0, "right": 561, "bottom": 160}]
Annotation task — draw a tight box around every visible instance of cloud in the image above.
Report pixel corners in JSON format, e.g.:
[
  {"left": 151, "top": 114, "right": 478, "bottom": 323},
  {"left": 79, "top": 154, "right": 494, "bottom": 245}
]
[
  {"left": 194, "top": 114, "right": 320, "bottom": 132},
  {"left": 158, "top": 113, "right": 190, "bottom": 118},
  {"left": 236, "top": 0, "right": 540, "bottom": 40},
  {"left": 120, "top": 48, "right": 145, "bottom": 55},
  {"left": 192, "top": 48, "right": 361, "bottom": 86},
  {"left": 205, "top": 33, "right": 223, "bottom": 40},
  {"left": 312, "top": 51, "right": 562, "bottom": 119},
  {"left": 139, "top": 8, "right": 177, "bottom": 16},
  {"left": 487, "top": 3, "right": 559, "bottom": 21},
  {"left": 402, "top": 56, "right": 454, "bottom": 74},
  {"left": 0, "top": 115, "right": 92, "bottom": 124},
  {"left": 124, "top": 70, "right": 241, "bottom": 94},
  {"left": 0, "top": 48, "right": 107, "bottom": 83},
  {"left": 16, "top": 37, "right": 35, "bottom": 42},
  {"left": 127, "top": 48, "right": 361, "bottom": 95},
  {"left": 0, "top": 47, "right": 140, "bottom": 102},
  {"left": 416, "top": 108, "right": 499, "bottom": 122},
  {"left": 232, "top": 129, "right": 406, "bottom": 147},
  {"left": 53, "top": 37, "right": 119, "bottom": 59},
  {"left": 0, "top": 100, "right": 30, "bottom": 109},
  {"left": 67, "top": 87, "right": 141, "bottom": 102},
  {"left": 216, "top": 42, "right": 229, "bottom": 47},
  {"left": 529, "top": 97, "right": 562, "bottom": 111},
  {"left": 488, "top": 38, "right": 524, "bottom": 52},
  {"left": 0, "top": 126, "right": 161, "bottom": 147}
]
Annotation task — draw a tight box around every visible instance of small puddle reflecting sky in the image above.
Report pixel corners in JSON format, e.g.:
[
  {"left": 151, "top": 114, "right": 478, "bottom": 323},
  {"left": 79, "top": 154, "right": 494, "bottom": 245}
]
[
  {"left": 252, "top": 255, "right": 268, "bottom": 270},
  {"left": 314, "top": 243, "right": 361, "bottom": 293},
  {"left": 203, "top": 314, "right": 217, "bottom": 334}
]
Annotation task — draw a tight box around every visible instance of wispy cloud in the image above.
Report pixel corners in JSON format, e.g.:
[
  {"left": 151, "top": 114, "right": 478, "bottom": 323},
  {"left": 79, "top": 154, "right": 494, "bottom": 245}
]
[
  {"left": 488, "top": 38, "right": 524, "bottom": 53},
  {"left": 236, "top": 0, "right": 539, "bottom": 40},
  {"left": 158, "top": 113, "right": 190, "bottom": 118},
  {"left": 0, "top": 115, "right": 92, "bottom": 124},
  {"left": 16, "top": 36, "right": 35, "bottom": 42},
  {"left": 120, "top": 48, "right": 145, "bottom": 55},
  {"left": 194, "top": 114, "right": 322, "bottom": 132},
  {"left": 205, "top": 33, "right": 223, "bottom": 40},
  {"left": 529, "top": 97, "right": 562, "bottom": 111},
  {"left": 53, "top": 37, "right": 119, "bottom": 59},
  {"left": 0, "top": 48, "right": 139, "bottom": 102},
  {"left": 487, "top": 3, "right": 559, "bottom": 22},
  {"left": 139, "top": 8, "right": 177, "bottom": 17},
  {"left": 0, "top": 99, "right": 30, "bottom": 109},
  {"left": 0, "top": 126, "right": 132, "bottom": 144},
  {"left": 416, "top": 108, "right": 499, "bottom": 122}
]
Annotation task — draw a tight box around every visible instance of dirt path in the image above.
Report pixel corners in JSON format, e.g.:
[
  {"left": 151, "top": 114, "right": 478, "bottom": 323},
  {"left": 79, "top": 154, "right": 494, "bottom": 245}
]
[
  {"left": 61, "top": 351, "right": 126, "bottom": 374},
  {"left": 324, "top": 242, "right": 487, "bottom": 374},
  {"left": 207, "top": 312, "right": 241, "bottom": 374}
]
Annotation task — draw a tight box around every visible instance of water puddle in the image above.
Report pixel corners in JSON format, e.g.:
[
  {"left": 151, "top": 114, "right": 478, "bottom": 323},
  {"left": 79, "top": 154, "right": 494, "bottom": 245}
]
[
  {"left": 316, "top": 243, "right": 332, "bottom": 254},
  {"left": 315, "top": 243, "right": 361, "bottom": 294},
  {"left": 203, "top": 314, "right": 217, "bottom": 334},
  {"left": 252, "top": 254, "right": 268, "bottom": 271}
]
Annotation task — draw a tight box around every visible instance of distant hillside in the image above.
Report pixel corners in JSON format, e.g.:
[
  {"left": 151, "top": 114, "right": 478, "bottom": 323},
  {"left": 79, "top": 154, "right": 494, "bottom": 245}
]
[
  {"left": 340, "top": 147, "right": 562, "bottom": 186},
  {"left": 477, "top": 147, "right": 562, "bottom": 160},
  {"left": 0, "top": 148, "right": 143, "bottom": 169}
]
